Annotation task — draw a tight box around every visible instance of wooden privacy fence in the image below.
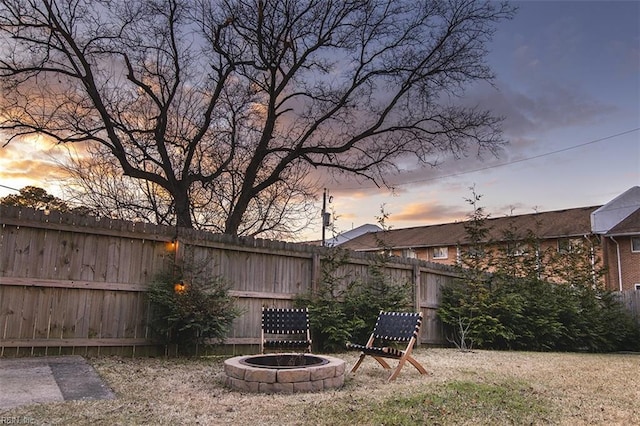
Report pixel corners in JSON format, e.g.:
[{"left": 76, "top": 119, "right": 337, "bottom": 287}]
[
  {"left": 617, "top": 290, "right": 640, "bottom": 323},
  {"left": 0, "top": 206, "right": 458, "bottom": 356}
]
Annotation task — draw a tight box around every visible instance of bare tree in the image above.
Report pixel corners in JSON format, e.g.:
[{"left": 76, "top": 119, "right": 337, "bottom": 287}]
[
  {"left": 58, "top": 143, "right": 177, "bottom": 225},
  {"left": 0, "top": 0, "right": 514, "bottom": 236},
  {"left": 57, "top": 143, "right": 315, "bottom": 237}
]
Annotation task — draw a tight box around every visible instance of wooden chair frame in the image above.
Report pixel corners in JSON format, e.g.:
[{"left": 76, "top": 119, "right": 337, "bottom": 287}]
[
  {"left": 260, "top": 307, "right": 312, "bottom": 353},
  {"left": 346, "top": 311, "right": 427, "bottom": 381}
]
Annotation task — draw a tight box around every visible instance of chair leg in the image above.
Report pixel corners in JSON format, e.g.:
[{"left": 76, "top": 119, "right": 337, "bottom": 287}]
[
  {"left": 387, "top": 357, "right": 408, "bottom": 381},
  {"left": 371, "top": 356, "right": 392, "bottom": 370},
  {"left": 407, "top": 355, "right": 428, "bottom": 375},
  {"left": 350, "top": 353, "right": 367, "bottom": 374},
  {"left": 350, "top": 353, "right": 393, "bottom": 374},
  {"left": 387, "top": 354, "right": 427, "bottom": 381}
]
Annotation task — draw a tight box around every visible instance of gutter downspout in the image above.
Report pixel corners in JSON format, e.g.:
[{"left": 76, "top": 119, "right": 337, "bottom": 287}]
[
  {"left": 583, "top": 234, "right": 596, "bottom": 288},
  {"left": 610, "top": 237, "right": 623, "bottom": 292}
]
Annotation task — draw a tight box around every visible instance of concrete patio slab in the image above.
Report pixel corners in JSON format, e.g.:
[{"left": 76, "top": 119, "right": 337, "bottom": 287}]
[{"left": 0, "top": 356, "right": 115, "bottom": 410}]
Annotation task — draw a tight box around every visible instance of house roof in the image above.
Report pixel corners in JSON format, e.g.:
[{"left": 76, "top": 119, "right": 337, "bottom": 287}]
[
  {"left": 325, "top": 223, "right": 382, "bottom": 246},
  {"left": 341, "top": 206, "right": 601, "bottom": 251},
  {"left": 304, "top": 223, "right": 382, "bottom": 246},
  {"left": 607, "top": 208, "right": 640, "bottom": 236},
  {"left": 591, "top": 186, "right": 640, "bottom": 233}
]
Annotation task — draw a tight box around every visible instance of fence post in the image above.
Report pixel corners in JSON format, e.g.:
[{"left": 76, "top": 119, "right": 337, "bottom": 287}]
[
  {"left": 311, "top": 253, "right": 322, "bottom": 294},
  {"left": 413, "top": 264, "right": 421, "bottom": 313}
]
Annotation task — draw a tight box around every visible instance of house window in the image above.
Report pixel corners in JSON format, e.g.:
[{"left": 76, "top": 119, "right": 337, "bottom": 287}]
[
  {"left": 635, "top": 284, "right": 640, "bottom": 291},
  {"left": 507, "top": 242, "right": 527, "bottom": 257},
  {"left": 632, "top": 237, "right": 640, "bottom": 253},
  {"left": 558, "top": 238, "right": 582, "bottom": 253},
  {"left": 432, "top": 247, "right": 448, "bottom": 259},
  {"left": 403, "top": 248, "right": 417, "bottom": 259},
  {"left": 466, "top": 246, "right": 485, "bottom": 259}
]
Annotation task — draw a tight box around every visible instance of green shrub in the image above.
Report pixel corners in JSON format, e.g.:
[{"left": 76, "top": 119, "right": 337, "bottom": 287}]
[
  {"left": 438, "top": 275, "right": 640, "bottom": 352},
  {"left": 342, "top": 261, "right": 413, "bottom": 345},
  {"left": 596, "top": 291, "right": 640, "bottom": 352},
  {"left": 296, "top": 248, "right": 412, "bottom": 352},
  {"left": 436, "top": 277, "right": 505, "bottom": 350},
  {"left": 438, "top": 188, "right": 640, "bottom": 353},
  {"left": 147, "top": 272, "right": 240, "bottom": 355}
]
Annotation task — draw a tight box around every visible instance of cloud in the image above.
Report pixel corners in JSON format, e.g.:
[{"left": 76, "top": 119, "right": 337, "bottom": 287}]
[
  {"left": 0, "top": 135, "right": 69, "bottom": 193},
  {"left": 512, "top": 44, "right": 539, "bottom": 73},
  {"left": 334, "top": 211, "right": 357, "bottom": 221},
  {"left": 468, "top": 80, "right": 617, "bottom": 138},
  {"left": 0, "top": 157, "right": 66, "bottom": 180},
  {"left": 392, "top": 201, "right": 468, "bottom": 224}
]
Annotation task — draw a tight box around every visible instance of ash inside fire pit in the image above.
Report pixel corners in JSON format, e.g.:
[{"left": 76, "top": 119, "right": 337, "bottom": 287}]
[{"left": 240, "top": 354, "right": 328, "bottom": 369}]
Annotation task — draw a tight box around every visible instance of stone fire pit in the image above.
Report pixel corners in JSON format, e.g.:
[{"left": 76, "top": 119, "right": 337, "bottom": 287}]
[{"left": 224, "top": 353, "right": 345, "bottom": 393}]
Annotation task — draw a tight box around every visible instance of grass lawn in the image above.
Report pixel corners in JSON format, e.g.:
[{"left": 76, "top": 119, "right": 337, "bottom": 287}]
[{"left": 1, "top": 348, "right": 638, "bottom": 425}]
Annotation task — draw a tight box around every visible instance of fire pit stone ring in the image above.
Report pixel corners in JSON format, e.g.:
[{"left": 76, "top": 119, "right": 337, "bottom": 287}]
[{"left": 224, "top": 353, "right": 345, "bottom": 393}]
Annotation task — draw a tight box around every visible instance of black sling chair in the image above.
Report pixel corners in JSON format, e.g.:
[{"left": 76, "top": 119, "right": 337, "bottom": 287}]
[
  {"left": 260, "top": 307, "right": 312, "bottom": 353},
  {"left": 346, "top": 311, "right": 427, "bottom": 381}
]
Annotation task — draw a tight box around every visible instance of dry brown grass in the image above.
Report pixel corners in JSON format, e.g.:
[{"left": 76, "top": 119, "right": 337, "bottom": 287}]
[{"left": 2, "top": 348, "right": 639, "bottom": 425}]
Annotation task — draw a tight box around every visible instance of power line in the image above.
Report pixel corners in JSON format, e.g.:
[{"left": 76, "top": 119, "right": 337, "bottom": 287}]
[
  {"left": 0, "top": 183, "right": 21, "bottom": 192},
  {"left": 333, "top": 127, "right": 640, "bottom": 191}
]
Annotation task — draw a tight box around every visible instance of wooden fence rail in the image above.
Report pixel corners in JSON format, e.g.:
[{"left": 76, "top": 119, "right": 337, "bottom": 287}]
[{"left": 1, "top": 206, "right": 457, "bottom": 356}]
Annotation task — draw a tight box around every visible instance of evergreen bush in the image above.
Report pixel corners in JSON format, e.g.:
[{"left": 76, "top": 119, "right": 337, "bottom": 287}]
[
  {"left": 147, "top": 271, "right": 240, "bottom": 355},
  {"left": 439, "top": 275, "right": 640, "bottom": 352},
  {"left": 296, "top": 247, "right": 412, "bottom": 352},
  {"left": 438, "top": 188, "right": 640, "bottom": 353}
]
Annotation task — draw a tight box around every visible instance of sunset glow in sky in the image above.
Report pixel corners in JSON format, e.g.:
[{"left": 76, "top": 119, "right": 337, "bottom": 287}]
[{"left": 1, "top": 1, "right": 638, "bottom": 242}]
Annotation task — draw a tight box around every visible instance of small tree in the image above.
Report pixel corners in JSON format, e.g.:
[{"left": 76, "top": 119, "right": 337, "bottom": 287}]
[
  {"left": 295, "top": 247, "right": 357, "bottom": 352},
  {"left": 439, "top": 187, "right": 511, "bottom": 349},
  {"left": 342, "top": 262, "right": 413, "bottom": 346},
  {"left": 296, "top": 207, "right": 412, "bottom": 352},
  {"left": 147, "top": 268, "right": 240, "bottom": 356},
  {"left": 344, "top": 205, "right": 412, "bottom": 344},
  {"left": 547, "top": 236, "right": 605, "bottom": 289}
]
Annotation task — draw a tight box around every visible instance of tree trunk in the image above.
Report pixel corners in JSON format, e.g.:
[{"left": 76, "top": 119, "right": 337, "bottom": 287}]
[
  {"left": 224, "top": 192, "right": 251, "bottom": 236},
  {"left": 174, "top": 186, "right": 193, "bottom": 228}
]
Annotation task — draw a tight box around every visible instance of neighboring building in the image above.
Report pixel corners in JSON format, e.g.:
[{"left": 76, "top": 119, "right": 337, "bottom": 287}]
[
  {"left": 325, "top": 223, "right": 382, "bottom": 247},
  {"left": 591, "top": 187, "right": 640, "bottom": 291},
  {"left": 306, "top": 223, "right": 382, "bottom": 247},
  {"left": 341, "top": 187, "right": 640, "bottom": 292}
]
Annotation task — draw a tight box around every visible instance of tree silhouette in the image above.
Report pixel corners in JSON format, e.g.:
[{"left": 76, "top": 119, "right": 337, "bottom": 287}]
[
  {"left": 0, "top": 185, "right": 93, "bottom": 215},
  {"left": 0, "top": 186, "right": 69, "bottom": 211},
  {"left": 0, "top": 0, "right": 514, "bottom": 237}
]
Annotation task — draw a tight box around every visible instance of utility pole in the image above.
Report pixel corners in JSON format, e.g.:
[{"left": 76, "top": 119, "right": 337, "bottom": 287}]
[
  {"left": 321, "top": 188, "right": 332, "bottom": 246},
  {"left": 322, "top": 188, "right": 327, "bottom": 246}
]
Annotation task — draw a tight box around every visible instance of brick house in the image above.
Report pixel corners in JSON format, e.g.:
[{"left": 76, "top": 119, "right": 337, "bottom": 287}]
[
  {"left": 591, "top": 187, "right": 640, "bottom": 291},
  {"left": 341, "top": 187, "right": 640, "bottom": 291}
]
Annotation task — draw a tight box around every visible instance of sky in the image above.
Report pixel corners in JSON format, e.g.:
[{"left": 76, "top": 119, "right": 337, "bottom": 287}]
[
  {"left": 0, "top": 1, "right": 639, "bottom": 242},
  {"left": 316, "top": 0, "right": 640, "bottom": 241}
]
